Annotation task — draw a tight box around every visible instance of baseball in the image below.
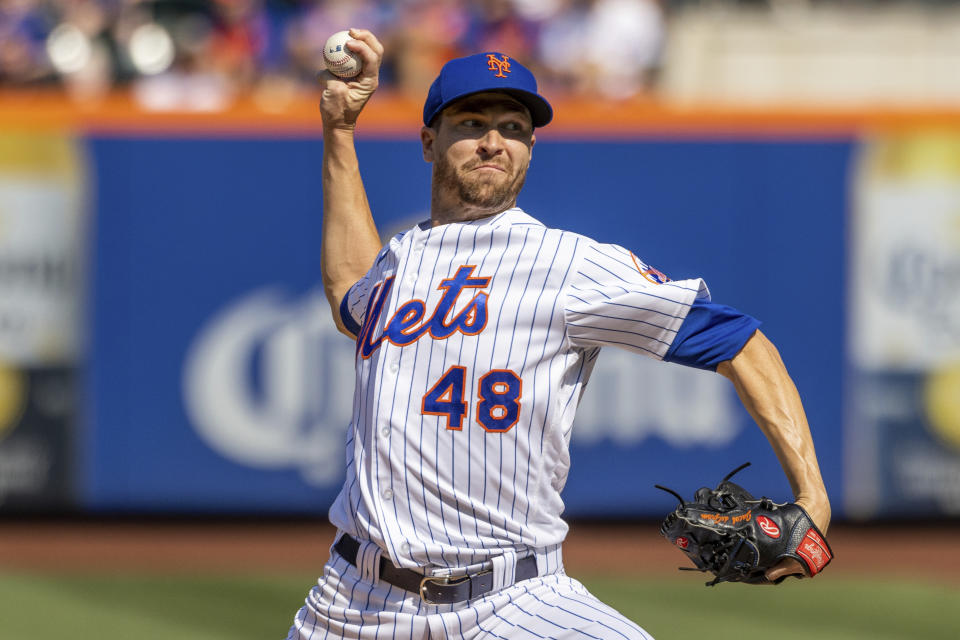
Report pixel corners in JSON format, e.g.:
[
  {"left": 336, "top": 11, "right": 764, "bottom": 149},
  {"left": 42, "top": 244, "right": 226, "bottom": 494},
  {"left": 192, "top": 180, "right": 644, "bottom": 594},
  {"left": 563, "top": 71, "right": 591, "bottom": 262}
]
[{"left": 323, "top": 30, "right": 362, "bottom": 78}]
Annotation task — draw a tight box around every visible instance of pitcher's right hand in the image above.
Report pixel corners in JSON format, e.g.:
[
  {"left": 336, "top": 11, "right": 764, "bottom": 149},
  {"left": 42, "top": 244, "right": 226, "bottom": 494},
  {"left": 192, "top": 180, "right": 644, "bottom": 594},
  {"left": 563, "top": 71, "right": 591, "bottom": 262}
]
[{"left": 319, "top": 29, "right": 383, "bottom": 131}]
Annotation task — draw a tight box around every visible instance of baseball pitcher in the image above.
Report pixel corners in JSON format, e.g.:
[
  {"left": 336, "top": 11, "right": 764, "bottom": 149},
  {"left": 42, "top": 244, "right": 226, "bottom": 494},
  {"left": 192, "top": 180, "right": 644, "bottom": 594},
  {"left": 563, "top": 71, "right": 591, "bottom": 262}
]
[{"left": 287, "top": 29, "right": 832, "bottom": 640}]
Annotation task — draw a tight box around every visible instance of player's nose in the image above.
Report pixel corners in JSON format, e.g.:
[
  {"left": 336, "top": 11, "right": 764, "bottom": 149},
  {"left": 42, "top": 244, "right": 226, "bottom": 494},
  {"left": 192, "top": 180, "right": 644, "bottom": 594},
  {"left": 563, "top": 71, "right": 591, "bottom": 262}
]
[{"left": 476, "top": 128, "right": 506, "bottom": 155}]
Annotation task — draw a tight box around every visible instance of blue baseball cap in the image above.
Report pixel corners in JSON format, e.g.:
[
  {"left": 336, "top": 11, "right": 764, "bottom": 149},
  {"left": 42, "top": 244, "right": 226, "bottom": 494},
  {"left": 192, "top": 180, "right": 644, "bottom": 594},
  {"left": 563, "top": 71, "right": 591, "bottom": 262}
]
[{"left": 423, "top": 52, "right": 553, "bottom": 128}]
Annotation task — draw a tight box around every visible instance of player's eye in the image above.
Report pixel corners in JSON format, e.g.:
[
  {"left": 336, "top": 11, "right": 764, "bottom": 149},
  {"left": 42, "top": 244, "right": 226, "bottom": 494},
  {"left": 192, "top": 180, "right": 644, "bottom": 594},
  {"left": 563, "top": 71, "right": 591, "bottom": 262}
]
[
  {"left": 461, "top": 118, "right": 483, "bottom": 128},
  {"left": 500, "top": 120, "right": 530, "bottom": 136}
]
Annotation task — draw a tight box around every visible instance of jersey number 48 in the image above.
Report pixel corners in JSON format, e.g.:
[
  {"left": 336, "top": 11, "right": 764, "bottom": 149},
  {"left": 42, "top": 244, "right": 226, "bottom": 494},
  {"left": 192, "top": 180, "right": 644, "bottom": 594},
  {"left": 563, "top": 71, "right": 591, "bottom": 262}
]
[{"left": 421, "top": 366, "right": 521, "bottom": 433}]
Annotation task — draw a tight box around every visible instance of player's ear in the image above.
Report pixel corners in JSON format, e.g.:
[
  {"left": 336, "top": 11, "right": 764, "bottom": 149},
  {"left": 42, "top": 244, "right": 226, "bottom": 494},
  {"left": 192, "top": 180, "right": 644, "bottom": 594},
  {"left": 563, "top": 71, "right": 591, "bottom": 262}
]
[{"left": 421, "top": 126, "right": 436, "bottom": 162}]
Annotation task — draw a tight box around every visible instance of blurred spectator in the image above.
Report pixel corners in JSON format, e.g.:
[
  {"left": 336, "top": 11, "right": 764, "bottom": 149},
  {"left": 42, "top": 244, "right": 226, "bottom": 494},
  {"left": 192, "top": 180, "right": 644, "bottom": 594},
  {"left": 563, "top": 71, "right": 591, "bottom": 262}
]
[
  {"left": 459, "top": 0, "right": 538, "bottom": 60},
  {"left": 538, "top": 0, "right": 664, "bottom": 99},
  {"left": 208, "top": 0, "right": 269, "bottom": 89},
  {"left": 0, "top": 0, "right": 56, "bottom": 85},
  {"left": 512, "top": 0, "right": 563, "bottom": 22},
  {"left": 391, "top": 0, "right": 469, "bottom": 99},
  {"left": 46, "top": 0, "right": 117, "bottom": 101}
]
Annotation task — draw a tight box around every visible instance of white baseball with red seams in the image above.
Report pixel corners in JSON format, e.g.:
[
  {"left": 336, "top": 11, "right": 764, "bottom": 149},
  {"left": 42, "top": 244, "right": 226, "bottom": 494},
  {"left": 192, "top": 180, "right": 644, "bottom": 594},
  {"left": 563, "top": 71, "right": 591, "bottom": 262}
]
[{"left": 323, "top": 31, "right": 362, "bottom": 78}]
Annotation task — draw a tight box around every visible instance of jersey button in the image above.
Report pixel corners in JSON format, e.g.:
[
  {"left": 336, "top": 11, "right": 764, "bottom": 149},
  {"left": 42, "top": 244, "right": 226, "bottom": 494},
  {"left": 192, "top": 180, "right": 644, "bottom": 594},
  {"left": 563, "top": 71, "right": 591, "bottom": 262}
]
[
  {"left": 389, "top": 362, "right": 399, "bottom": 374},
  {"left": 380, "top": 426, "right": 390, "bottom": 437},
  {"left": 405, "top": 273, "right": 417, "bottom": 286},
  {"left": 400, "top": 542, "right": 411, "bottom": 554},
  {"left": 382, "top": 489, "right": 393, "bottom": 500}
]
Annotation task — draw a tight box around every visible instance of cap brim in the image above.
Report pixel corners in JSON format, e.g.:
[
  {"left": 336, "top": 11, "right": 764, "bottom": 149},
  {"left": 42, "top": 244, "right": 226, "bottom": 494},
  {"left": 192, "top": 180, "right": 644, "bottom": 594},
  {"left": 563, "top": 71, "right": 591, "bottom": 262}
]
[
  {"left": 429, "top": 88, "right": 553, "bottom": 128},
  {"left": 501, "top": 89, "right": 553, "bottom": 128}
]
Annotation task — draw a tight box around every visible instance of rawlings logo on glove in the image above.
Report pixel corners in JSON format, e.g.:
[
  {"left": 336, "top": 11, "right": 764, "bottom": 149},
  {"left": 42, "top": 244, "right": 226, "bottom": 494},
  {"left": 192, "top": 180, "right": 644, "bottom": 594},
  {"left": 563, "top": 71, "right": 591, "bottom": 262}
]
[{"left": 656, "top": 462, "right": 833, "bottom": 586}]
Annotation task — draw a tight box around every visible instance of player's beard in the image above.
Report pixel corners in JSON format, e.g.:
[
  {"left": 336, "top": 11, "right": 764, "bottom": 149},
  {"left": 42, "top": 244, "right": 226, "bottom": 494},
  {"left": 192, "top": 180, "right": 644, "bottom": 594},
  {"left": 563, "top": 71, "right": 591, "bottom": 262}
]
[{"left": 433, "top": 154, "right": 528, "bottom": 215}]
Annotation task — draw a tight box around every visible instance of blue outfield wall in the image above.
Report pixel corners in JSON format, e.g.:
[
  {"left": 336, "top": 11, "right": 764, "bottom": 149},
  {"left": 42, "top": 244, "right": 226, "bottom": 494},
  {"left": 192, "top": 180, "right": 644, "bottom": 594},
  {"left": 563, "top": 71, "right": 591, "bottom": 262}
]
[{"left": 83, "top": 135, "right": 851, "bottom": 516}]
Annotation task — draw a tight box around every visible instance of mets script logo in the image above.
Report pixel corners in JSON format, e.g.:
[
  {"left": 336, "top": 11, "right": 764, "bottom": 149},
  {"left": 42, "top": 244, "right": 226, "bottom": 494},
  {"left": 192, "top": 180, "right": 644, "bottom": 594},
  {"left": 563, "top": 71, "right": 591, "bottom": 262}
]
[
  {"left": 486, "top": 54, "right": 511, "bottom": 78},
  {"left": 357, "top": 265, "right": 490, "bottom": 358}
]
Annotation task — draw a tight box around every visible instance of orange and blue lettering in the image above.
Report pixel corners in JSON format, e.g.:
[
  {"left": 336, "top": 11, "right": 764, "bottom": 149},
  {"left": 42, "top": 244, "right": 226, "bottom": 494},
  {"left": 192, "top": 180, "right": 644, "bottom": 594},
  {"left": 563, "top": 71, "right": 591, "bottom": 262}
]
[
  {"left": 357, "top": 277, "right": 393, "bottom": 357},
  {"left": 477, "top": 369, "right": 522, "bottom": 432},
  {"left": 358, "top": 266, "right": 491, "bottom": 358},
  {"left": 422, "top": 365, "right": 468, "bottom": 430}
]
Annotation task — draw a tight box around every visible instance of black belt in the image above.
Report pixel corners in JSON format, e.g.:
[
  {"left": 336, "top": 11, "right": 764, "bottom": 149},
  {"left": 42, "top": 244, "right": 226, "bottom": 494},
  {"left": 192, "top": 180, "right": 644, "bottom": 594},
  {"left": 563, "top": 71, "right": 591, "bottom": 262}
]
[{"left": 334, "top": 534, "right": 539, "bottom": 605}]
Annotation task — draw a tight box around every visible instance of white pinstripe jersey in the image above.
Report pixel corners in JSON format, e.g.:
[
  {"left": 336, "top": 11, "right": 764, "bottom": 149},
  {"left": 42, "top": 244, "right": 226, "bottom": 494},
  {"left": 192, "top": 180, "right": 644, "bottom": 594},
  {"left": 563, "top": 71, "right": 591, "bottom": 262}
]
[{"left": 329, "top": 207, "right": 710, "bottom": 570}]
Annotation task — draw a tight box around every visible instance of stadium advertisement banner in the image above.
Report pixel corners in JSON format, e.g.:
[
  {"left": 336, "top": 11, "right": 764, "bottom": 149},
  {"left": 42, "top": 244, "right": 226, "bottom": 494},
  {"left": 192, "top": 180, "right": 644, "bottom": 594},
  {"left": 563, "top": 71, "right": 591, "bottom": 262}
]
[
  {"left": 845, "top": 133, "right": 960, "bottom": 518},
  {"left": 84, "top": 136, "right": 850, "bottom": 516},
  {"left": 0, "top": 132, "right": 84, "bottom": 510}
]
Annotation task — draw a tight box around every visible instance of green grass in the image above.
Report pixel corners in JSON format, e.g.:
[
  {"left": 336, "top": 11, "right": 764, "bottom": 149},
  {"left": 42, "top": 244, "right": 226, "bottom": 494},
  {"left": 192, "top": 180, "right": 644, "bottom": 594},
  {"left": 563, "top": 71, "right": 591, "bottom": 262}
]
[
  {"left": 0, "top": 570, "right": 312, "bottom": 640},
  {"left": 0, "top": 571, "right": 956, "bottom": 640},
  {"left": 583, "top": 575, "right": 960, "bottom": 640}
]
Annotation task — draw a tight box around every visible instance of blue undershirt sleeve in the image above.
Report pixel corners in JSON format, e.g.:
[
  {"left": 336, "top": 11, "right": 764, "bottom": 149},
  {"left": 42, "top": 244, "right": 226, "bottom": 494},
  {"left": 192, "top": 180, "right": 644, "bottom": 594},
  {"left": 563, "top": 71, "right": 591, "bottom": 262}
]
[
  {"left": 663, "top": 298, "right": 761, "bottom": 371},
  {"left": 339, "top": 292, "right": 362, "bottom": 338}
]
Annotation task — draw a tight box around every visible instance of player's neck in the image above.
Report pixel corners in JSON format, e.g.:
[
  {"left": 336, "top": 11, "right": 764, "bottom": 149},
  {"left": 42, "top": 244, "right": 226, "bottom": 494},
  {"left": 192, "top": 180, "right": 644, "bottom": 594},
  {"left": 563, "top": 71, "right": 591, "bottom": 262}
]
[{"left": 429, "top": 199, "right": 517, "bottom": 228}]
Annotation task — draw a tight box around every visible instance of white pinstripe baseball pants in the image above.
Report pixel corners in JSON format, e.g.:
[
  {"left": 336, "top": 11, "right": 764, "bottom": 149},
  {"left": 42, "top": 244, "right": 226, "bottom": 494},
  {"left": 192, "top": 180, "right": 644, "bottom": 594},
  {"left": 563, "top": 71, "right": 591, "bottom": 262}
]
[{"left": 286, "top": 550, "right": 654, "bottom": 640}]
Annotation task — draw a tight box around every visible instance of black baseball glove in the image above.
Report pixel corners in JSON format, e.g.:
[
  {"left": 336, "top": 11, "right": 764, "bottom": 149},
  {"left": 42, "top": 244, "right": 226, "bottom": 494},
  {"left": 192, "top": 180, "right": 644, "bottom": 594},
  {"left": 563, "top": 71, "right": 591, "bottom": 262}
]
[{"left": 656, "top": 462, "right": 833, "bottom": 586}]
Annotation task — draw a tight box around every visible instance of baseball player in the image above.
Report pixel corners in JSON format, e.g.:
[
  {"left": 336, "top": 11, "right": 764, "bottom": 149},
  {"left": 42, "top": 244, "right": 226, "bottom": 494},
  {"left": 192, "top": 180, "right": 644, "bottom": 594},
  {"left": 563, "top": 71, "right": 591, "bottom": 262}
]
[{"left": 288, "top": 29, "right": 831, "bottom": 640}]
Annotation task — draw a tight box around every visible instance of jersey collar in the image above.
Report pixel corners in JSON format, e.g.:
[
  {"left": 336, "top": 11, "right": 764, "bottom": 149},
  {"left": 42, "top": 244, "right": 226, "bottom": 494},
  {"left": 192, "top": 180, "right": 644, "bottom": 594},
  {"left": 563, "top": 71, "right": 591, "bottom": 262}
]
[{"left": 419, "top": 207, "right": 541, "bottom": 231}]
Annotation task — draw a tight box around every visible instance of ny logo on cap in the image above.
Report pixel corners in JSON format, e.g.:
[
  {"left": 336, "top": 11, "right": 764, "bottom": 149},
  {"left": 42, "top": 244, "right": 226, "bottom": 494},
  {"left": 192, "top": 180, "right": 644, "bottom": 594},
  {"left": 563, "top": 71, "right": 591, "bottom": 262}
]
[{"left": 486, "top": 54, "right": 511, "bottom": 78}]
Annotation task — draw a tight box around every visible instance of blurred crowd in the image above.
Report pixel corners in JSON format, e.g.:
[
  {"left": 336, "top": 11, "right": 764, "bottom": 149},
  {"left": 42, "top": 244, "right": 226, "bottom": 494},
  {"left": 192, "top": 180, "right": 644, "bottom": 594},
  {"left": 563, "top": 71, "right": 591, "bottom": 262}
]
[{"left": 0, "top": 0, "right": 667, "bottom": 109}]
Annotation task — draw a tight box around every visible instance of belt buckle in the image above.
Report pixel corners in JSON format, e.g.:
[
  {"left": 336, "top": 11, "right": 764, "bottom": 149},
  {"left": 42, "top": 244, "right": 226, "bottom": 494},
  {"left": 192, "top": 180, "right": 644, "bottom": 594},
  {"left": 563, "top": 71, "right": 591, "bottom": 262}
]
[{"left": 418, "top": 573, "right": 477, "bottom": 605}]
